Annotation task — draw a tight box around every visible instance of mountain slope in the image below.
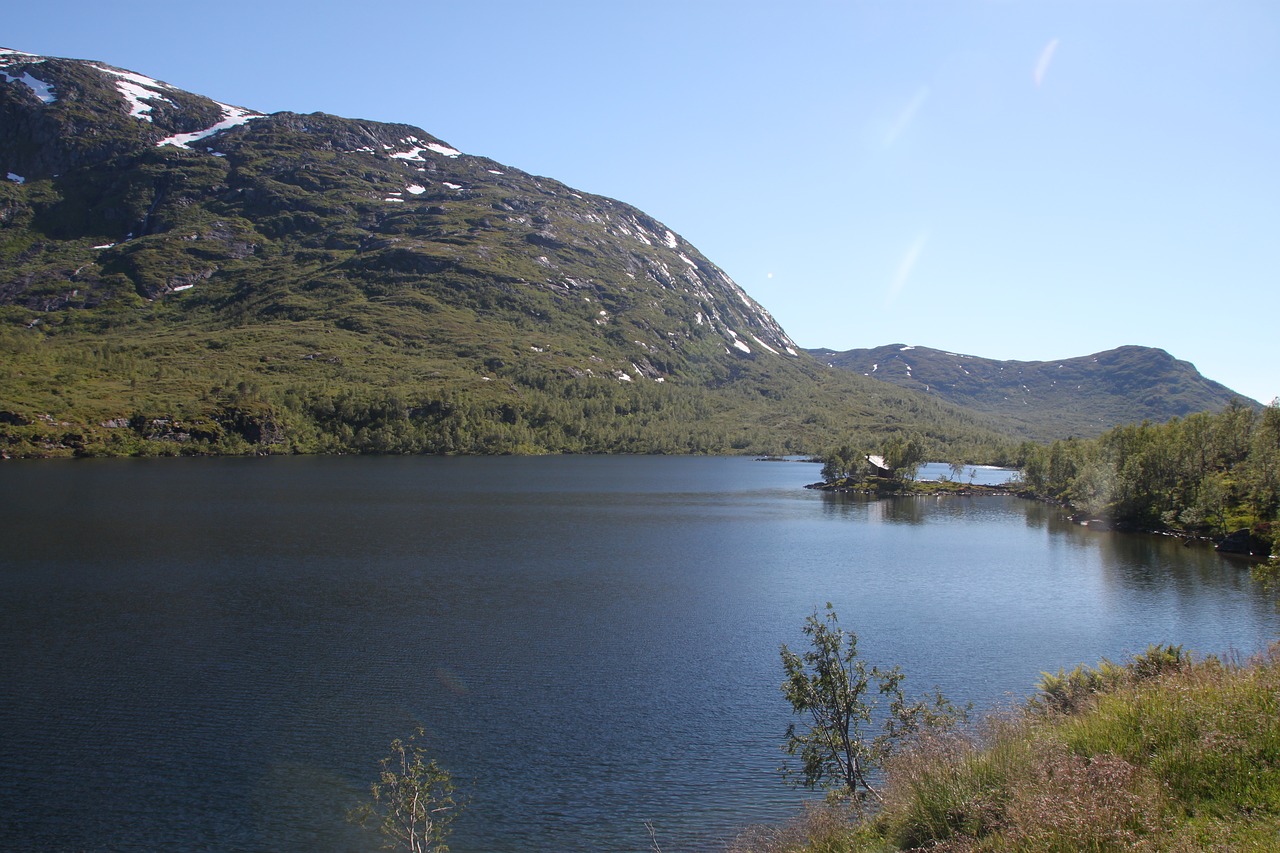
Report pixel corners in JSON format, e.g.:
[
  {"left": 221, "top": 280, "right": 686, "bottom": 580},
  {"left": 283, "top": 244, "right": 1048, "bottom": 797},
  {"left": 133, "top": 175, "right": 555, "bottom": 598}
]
[
  {"left": 0, "top": 47, "right": 1019, "bottom": 458},
  {"left": 807, "top": 343, "right": 1257, "bottom": 440},
  {"left": 0, "top": 47, "right": 793, "bottom": 360}
]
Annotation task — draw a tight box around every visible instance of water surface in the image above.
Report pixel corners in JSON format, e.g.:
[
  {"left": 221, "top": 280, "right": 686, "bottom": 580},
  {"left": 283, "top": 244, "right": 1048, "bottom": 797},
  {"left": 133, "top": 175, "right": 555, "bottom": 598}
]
[{"left": 1, "top": 456, "right": 1275, "bottom": 851}]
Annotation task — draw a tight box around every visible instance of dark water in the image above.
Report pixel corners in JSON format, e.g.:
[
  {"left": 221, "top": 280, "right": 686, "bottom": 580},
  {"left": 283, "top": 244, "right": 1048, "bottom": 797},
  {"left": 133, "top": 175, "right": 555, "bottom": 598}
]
[{"left": 1, "top": 456, "right": 1276, "bottom": 852}]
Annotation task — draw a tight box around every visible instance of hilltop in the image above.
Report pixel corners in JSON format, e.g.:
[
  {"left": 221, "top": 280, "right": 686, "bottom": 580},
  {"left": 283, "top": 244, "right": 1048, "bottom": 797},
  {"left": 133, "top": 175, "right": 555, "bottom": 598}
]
[{"left": 808, "top": 343, "right": 1257, "bottom": 440}]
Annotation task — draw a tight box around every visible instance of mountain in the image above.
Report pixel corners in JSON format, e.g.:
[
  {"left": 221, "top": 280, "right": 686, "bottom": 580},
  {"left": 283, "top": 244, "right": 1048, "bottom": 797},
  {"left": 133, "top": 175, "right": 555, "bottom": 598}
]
[
  {"left": 807, "top": 343, "right": 1257, "bottom": 440},
  {"left": 0, "top": 47, "right": 1019, "bottom": 458}
]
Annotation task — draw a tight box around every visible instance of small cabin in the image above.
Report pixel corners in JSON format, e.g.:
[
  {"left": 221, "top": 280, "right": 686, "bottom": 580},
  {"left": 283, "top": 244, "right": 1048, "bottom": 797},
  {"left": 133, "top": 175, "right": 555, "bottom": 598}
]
[{"left": 866, "top": 454, "right": 892, "bottom": 477}]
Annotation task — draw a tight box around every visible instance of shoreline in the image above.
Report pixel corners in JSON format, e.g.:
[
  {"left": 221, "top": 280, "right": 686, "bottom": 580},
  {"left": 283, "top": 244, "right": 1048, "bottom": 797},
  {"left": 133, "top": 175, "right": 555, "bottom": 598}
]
[{"left": 806, "top": 477, "right": 1273, "bottom": 560}]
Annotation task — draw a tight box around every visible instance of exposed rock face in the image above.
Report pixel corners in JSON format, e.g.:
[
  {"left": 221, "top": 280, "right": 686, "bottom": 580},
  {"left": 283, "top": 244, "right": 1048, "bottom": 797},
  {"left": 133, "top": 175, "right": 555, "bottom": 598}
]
[
  {"left": 1216, "top": 529, "right": 1271, "bottom": 557},
  {"left": 0, "top": 46, "right": 798, "bottom": 383}
]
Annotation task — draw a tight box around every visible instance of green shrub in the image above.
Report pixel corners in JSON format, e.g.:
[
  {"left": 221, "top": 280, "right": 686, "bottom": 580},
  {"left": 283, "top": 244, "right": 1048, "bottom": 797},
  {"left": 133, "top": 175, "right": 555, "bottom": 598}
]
[{"left": 790, "top": 644, "right": 1280, "bottom": 852}]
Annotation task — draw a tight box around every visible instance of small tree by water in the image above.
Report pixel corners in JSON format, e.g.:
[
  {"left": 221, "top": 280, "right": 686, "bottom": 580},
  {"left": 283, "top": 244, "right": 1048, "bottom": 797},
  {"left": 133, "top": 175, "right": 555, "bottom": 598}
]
[
  {"left": 349, "top": 728, "right": 464, "bottom": 852},
  {"left": 780, "top": 604, "right": 966, "bottom": 803}
]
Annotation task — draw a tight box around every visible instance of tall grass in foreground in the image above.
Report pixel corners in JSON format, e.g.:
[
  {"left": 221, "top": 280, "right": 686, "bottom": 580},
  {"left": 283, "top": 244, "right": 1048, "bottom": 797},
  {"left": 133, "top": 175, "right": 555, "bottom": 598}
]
[{"left": 730, "top": 645, "right": 1280, "bottom": 852}]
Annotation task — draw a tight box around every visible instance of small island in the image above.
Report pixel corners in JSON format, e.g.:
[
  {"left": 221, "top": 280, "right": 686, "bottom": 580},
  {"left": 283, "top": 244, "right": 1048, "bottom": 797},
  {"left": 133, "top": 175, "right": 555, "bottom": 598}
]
[
  {"left": 806, "top": 442, "right": 1021, "bottom": 497},
  {"left": 807, "top": 475, "right": 1018, "bottom": 497}
]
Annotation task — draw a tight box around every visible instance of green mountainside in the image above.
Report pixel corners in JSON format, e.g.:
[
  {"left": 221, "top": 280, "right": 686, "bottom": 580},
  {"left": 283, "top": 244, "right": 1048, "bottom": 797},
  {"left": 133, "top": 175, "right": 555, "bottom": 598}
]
[
  {"left": 807, "top": 343, "right": 1258, "bottom": 441},
  {"left": 0, "top": 47, "right": 1019, "bottom": 458}
]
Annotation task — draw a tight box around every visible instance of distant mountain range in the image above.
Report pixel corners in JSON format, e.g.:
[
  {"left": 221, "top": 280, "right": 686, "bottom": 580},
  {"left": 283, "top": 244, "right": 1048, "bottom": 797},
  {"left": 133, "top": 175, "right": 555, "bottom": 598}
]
[
  {"left": 807, "top": 344, "right": 1258, "bottom": 440},
  {"left": 0, "top": 47, "right": 1256, "bottom": 456}
]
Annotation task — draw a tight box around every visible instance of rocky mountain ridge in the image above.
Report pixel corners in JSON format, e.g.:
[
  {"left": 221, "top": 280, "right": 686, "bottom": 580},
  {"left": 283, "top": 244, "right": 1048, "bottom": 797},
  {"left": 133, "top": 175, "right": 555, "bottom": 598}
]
[
  {"left": 0, "top": 47, "right": 796, "bottom": 369},
  {"left": 808, "top": 343, "right": 1257, "bottom": 440}
]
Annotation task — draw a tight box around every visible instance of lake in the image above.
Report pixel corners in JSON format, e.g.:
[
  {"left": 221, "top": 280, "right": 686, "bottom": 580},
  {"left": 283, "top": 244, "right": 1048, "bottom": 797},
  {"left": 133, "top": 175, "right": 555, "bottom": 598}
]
[{"left": 1, "top": 455, "right": 1276, "bottom": 852}]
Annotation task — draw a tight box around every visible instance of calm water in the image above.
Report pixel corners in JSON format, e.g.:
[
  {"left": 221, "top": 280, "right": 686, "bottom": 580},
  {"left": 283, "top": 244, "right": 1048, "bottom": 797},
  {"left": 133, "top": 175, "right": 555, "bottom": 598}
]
[
  {"left": 915, "top": 461, "right": 1017, "bottom": 485},
  {"left": 1, "top": 456, "right": 1276, "bottom": 852}
]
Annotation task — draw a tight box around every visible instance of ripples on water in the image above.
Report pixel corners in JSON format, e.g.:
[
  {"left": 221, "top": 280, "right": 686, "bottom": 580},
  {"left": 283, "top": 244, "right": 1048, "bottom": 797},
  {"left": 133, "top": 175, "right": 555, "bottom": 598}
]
[{"left": 1, "top": 456, "right": 1275, "bottom": 852}]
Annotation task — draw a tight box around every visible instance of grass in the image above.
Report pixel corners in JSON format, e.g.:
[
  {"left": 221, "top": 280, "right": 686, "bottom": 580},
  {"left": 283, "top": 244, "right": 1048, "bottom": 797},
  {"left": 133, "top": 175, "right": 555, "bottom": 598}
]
[{"left": 730, "top": 645, "right": 1280, "bottom": 852}]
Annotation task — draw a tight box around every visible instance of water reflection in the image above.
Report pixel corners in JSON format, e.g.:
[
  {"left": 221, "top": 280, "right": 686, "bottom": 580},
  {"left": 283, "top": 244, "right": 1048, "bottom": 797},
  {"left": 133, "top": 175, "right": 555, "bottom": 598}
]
[
  {"left": 1090, "top": 531, "right": 1277, "bottom": 640},
  {"left": 1021, "top": 500, "right": 1056, "bottom": 530},
  {"left": 0, "top": 457, "right": 1275, "bottom": 853},
  {"left": 818, "top": 492, "right": 929, "bottom": 524},
  {"left": 817, "top": 492, "right": 1278, "bottom": 670}
]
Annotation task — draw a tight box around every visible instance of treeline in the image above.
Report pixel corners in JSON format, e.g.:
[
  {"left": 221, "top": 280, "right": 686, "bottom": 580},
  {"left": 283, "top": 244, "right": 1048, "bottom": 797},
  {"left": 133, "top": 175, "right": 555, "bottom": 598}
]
[
  {"left": 1, "top": 324, "right": 1026, "bottom": 459},
  {"left": 1017, "top": 401, "right": 1279, "bottom": 553},
  {"left": 0, "top": 381, "right": 758, "bottom": 458},
  {"left": 1, "top": 374, "right": 871, "bottom": 459},
  {"left": 292, "top": 381, "right": 751, "bottom": 455}
]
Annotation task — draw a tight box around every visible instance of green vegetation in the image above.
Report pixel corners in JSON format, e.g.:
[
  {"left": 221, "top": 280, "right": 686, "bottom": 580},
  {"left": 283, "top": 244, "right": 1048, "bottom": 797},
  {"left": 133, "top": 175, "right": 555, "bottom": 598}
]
[
  {"left": 0, "top": 311, "right": 1024, "bottom": 458},
  {"left": 1018, "top": 401, "right": 1280, "bottom": 556},
  {"left": 815, "top": 401, "right": 1279, "bottom": 554},
  {"left": 734, "top": 644, "right": 1280, "bottom": 852},
  {"left": 819, "top": 437, "right": 927, "bottom": 486},
  {"left": 0, "top": 54, "right": 1025, "bottom": 460},
  {"left": 349, "top": 728, "right": 464, "bottom": 853},
  {"left": 810, "top": 344, "right": 1257, "bottom": 441},
  {"left": 780, "top": 605, "right": 967, "bottom": 802},
  {"left": 813, "top": 436, "right": 1018, "bottom": 498}
]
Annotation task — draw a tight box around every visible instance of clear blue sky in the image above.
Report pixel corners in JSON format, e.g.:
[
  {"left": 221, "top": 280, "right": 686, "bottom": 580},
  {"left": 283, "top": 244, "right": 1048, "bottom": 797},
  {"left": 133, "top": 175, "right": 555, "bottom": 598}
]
[{"left": 8, "top": 1, "right": 1278, "bottom": 405}]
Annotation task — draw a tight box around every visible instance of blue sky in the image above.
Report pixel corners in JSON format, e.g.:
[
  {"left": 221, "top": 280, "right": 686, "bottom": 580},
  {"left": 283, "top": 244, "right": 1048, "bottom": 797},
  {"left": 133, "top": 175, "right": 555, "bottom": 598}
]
[{"left": 7, "top": 1, "right": 1278, "bottom": 404}]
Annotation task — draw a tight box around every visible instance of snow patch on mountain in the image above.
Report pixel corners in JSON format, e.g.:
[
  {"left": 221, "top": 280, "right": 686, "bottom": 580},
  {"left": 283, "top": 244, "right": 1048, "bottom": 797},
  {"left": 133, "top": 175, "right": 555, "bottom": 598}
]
[
  {"left": 94, "top": 64, "right": 174, "bottom": 122},
  {"left": 117, "top": 80, "right": 170, "bottom": 120},
  {"left": 0, "top": 69, "right": 56, "bottom": 104},
  {"left": 752, "top": 335, "right": 779, "bottom": 355},
  {"left": 158, "top": 104, "right": 261, "bottom": 149},
  {"left": 389, "top": 148, "right": 426, "bottom": 162},
  {"left": 388, "top": 139, "right": 464, "bottom": 162}
]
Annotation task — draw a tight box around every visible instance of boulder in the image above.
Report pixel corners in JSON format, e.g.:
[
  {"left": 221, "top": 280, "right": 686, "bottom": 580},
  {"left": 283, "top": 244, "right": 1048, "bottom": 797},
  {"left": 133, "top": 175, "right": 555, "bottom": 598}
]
[{"left": 1216, "top": 529, "right": 1271, "bottom": 557}]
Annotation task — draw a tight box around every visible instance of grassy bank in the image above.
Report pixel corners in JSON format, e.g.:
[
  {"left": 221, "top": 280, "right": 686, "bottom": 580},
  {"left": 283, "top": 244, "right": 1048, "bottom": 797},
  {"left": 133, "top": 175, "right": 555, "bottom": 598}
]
[{"left": 730, "top": 645, "right": 1280, "bottom": 852}]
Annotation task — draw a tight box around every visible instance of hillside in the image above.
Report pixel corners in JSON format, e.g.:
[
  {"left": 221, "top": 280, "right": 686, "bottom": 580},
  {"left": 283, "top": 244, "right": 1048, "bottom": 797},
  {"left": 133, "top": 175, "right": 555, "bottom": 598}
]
[
  {"left": 0, "top": 47, "right": 1018, "bottom": 458},
  {"left": 808, "top": 343, "right": 1257, "bottom": 440}
]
